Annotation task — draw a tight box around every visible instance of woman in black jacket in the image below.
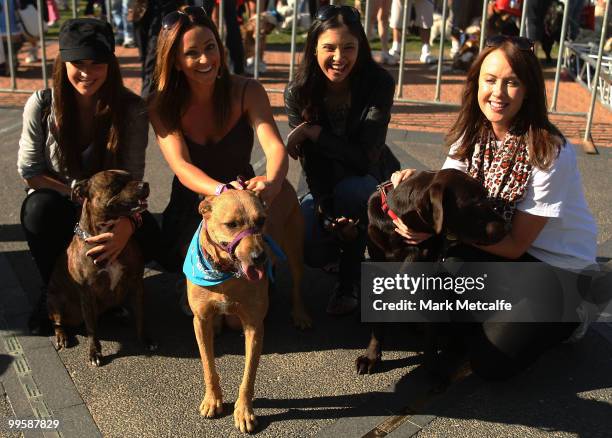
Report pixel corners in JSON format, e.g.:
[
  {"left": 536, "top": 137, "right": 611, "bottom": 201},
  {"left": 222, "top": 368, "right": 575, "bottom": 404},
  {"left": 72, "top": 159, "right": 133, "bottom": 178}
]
[{"left": 284, "top": 5, "right": 399, "bottom": 315}]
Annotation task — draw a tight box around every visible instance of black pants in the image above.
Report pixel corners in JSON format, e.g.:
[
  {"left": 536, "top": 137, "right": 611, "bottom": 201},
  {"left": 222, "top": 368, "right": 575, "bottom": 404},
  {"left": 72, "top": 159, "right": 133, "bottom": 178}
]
[
  {"left": 444, "top": 244, "right": 579, "bottom": 381},
  {"left": 20, "top": 189, "right": 161, "bottom": 285}
]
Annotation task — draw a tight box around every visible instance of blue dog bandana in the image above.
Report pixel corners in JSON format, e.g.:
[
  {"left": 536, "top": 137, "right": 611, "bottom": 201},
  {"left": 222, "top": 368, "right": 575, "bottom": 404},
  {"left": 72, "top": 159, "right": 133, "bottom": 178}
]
[{"left": 183, "top": 221, "right": 287, "bottom": 287}]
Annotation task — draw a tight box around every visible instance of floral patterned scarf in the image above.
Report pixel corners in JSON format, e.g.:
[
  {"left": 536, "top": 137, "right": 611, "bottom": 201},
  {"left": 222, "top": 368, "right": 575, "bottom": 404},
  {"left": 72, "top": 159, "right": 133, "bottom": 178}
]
[{"left": 468, "top": 129, "right": 533, "bottom": 224}]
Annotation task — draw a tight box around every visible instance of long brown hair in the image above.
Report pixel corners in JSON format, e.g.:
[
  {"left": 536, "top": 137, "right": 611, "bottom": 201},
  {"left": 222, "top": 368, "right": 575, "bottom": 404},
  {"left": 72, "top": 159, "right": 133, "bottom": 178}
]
[
  {"left": 51, "top": 55, "right": 139, "bottom": 179},
  {"left": 149, "top": 9, "right": 231, "bottom": 133},
  {"left": 446, "top": 42, "right": 564, "bottom": 170},
  {"left": 292, "top": 12, "right": 377, "bottom": 122}
]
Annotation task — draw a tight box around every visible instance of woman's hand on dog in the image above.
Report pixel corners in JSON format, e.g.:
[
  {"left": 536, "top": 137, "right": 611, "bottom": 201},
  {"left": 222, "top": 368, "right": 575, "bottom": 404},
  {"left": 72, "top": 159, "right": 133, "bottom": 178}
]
[
  {"left": 245, "top": 175, "right": 281, "bottom": 207},
  {"left": 85, "top": 217, "right": 135, "bottom": 266},
  {"left": 390, "top": 168, "right": 416, "bottom": 188},
  {"left": 393, "top": 217, "right": 433, "bottom": 245},
  {"left": 286, "top": 122, "right": 322, "bottom": 159},
  {"left": 390, "top": 169, "right": 433, "bottom": 245}
]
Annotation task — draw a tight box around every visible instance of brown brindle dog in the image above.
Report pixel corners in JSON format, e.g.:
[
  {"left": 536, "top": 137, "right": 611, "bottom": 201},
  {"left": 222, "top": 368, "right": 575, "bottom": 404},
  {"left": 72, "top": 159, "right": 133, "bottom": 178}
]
[
  {"left": 47, "top": 170, "right": 156, "bottom": 366},
  {"left": 187, "top": 180, "right": 311, "bottom": 434}
]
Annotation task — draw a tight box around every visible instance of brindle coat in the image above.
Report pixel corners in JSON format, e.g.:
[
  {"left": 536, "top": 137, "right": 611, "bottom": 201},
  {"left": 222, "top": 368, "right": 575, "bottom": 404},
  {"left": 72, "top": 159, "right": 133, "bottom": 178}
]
[{"left": 47, "top": 170, "right": 155, "bottom": 366}]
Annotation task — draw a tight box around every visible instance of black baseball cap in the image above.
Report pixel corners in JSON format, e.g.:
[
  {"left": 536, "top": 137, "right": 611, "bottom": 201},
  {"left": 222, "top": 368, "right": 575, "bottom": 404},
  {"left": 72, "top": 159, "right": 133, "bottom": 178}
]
[{"left": 59, "top": 18, "right": 115, "bottom": 63}]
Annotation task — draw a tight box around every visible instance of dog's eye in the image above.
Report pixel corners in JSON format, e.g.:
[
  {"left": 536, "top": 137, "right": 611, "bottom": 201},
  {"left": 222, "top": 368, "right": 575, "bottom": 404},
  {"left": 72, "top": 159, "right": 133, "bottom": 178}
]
[
  {"left": 255, "top": 217, "right": 266, "bottom": 229},
  {"left": 225, "top": 221, "right": 238, "bottom": 229}
]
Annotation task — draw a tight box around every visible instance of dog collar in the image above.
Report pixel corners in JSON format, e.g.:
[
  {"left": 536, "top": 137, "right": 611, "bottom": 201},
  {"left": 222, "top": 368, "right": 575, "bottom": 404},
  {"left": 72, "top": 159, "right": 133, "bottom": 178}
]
[
  {"left": 377, "top": 182, "right": 399, "bottom": 221},
  {"left": 73, "top": 223, "right": 93, "bottom": 240}
]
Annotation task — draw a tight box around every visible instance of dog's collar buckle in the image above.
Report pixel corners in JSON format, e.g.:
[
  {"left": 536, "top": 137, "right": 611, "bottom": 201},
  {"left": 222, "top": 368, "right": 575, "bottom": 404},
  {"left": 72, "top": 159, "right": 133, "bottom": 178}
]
[{"left": 73, "top": 223, "right": 93, "bottom": 240}]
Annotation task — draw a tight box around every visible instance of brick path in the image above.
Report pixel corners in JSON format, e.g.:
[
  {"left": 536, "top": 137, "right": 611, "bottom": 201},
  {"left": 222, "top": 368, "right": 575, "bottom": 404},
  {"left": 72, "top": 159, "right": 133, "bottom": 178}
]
[{"left": 1, "top": 42, "right": 611, "bottom": 147}]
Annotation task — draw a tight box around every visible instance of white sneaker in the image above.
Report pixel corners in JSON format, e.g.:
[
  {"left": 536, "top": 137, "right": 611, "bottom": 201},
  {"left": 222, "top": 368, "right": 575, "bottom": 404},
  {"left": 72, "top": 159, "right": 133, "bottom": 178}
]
[
  {"left": 386, "top": 49, "right": 400, "bottom": 65},
  {"left": 388, "top": 47, "right": 401, "bottom": 58},
  {"left": 25, "top": 48, "right": 38, "bottom": 64},
  {"left": 420, "top": 52, "right": 437, "bottom": 64}
]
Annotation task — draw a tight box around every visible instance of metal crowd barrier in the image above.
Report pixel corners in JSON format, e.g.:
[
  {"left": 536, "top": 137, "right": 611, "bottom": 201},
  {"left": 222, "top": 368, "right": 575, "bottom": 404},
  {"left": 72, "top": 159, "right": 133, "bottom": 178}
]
[{"left": 1, "top": 0, "right": 610, "bottom": 151}]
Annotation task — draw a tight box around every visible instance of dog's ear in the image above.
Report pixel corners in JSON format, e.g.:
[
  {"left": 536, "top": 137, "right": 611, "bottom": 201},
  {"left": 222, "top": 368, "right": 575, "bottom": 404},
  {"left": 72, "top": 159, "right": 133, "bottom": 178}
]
[
  {"left": 428, "top": 182, "right": 444, "bottom": 235},
  {"left": 71, "top": 178, "right": 90, "bottom": 203},
  {"left": 198, "top": 197, "right": 214, "bottom": 218},
  {"left": 367, "top": 224, "right": 391, "bottom": 260}
]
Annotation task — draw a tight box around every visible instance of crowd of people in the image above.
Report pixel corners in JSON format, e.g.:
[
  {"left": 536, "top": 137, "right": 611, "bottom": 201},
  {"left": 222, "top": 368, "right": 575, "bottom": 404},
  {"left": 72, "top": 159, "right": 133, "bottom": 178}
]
[{"left": 16, "top": 0, "right": 599, "bottom": 384}]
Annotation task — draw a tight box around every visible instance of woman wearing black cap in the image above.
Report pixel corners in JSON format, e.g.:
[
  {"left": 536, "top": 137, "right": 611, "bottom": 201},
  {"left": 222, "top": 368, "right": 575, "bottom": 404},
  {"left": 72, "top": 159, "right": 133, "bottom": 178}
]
[{"left": 18, "top": 18, "right": 159, "bottom": 334}]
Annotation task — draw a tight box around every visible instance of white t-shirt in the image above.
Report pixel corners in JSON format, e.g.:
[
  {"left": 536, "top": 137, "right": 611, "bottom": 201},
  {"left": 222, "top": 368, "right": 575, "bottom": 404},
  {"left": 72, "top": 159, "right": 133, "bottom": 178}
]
[{"left": 442, "top": 142, "right": 597, "bottom": 270}]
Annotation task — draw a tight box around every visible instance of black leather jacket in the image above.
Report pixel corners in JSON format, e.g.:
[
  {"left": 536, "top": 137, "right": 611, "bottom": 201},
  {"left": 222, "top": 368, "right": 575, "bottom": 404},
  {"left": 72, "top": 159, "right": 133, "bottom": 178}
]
[{"left": 284, "top": 65, "right": 400, "bottom": 199}]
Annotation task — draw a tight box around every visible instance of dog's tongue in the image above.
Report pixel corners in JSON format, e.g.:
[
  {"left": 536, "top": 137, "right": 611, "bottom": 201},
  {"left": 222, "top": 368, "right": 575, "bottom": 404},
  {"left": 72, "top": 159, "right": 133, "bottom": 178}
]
[{"left": 242, "top": 264, "right": 265, "bottom": 282}]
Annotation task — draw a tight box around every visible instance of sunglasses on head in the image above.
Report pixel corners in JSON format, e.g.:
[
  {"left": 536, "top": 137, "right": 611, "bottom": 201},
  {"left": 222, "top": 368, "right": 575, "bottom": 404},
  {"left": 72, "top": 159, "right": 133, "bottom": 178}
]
[
  {"left": 485, "top": 35, "right": 534, "bottom": 51},
  {"left": 315, "top": 5, "right": 361, "bottom": 23},
  {"left": 162, "top": 6, "right": 207, "bottom": 31}
]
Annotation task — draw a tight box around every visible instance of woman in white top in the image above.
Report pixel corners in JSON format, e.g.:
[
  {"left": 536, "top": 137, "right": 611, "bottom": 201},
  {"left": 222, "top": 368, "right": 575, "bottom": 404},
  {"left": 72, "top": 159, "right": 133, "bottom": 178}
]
[{"left": 391, "top": 35, "right": 597, "bottom": 380}]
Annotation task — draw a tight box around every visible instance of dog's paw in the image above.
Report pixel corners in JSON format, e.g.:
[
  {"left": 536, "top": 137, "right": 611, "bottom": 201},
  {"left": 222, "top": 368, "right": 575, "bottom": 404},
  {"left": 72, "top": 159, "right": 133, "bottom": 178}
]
[
  {"left": 291, "top": 306, "right": 312, "bottom": 330},
  {"left": 199, "top": 393, "right": 223, "bottom": 418},
  {"left": 143, "top": 337, "right": 158, "bottom": 352},
  {"left": 54, "top": 328, "right": 69, "bottom": 350},
  {"left": 89, "top": 350, "right": 103, "bottom": 367},
  {"left": 355, "top": 354, "right": 381, "bottom": 375},
  {"left": 234, "top": 399, "right": 257, "bottom": 433}
]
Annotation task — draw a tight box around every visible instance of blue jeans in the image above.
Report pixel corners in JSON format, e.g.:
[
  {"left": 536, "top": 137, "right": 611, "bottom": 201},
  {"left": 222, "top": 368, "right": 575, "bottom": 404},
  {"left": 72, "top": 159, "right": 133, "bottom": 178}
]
[
  {"left": 112, "top": 0, "right": 134, "bottom": 43},
  {"left": 301, "top": 175, "right": 378, "bottom": 293}
]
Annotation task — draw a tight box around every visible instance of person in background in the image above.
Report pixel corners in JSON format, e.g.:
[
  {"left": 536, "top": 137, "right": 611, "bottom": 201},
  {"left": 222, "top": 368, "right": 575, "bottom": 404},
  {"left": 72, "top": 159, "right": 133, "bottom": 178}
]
[
  {"left": 388, "top": 0, "right": 437, "bottom": 64},
  {"left": 112, "top": 0, "right": 137, "bottom": 47},
  {"left": 134, "top": 0, "right": 182, "bottom": 98},
  {"left": 367, "top": 0, "right": 393, "bottom": 64}
]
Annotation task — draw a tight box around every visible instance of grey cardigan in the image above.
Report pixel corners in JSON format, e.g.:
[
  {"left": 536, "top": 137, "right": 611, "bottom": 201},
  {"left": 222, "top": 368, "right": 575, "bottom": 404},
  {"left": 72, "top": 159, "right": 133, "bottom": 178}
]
[{"left": 17, "top": 89, "right": 149, "bottom": 184}]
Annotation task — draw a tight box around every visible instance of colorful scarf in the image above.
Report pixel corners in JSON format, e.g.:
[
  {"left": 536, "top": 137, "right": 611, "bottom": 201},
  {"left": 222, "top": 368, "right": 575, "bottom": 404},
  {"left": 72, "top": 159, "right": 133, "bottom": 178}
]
[{"left": 468, "top": 129, "right": 533, "bottom": 223}]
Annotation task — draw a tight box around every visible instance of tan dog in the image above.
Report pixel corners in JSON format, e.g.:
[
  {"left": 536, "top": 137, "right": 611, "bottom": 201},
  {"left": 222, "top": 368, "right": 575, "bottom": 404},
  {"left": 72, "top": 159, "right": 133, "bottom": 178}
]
[
  {"left": 241, "top": 12, "right": 278, "bottom": 62},
  {"left": 186, "top": 180, "right": 311, "bottom": 433}
]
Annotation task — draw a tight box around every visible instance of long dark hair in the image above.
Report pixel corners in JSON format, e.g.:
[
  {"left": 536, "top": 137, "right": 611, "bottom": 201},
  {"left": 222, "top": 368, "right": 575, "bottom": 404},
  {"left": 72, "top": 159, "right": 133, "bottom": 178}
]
[
  {"left": 149, "top": 9, "right": 231, "bottom": 133},
  {"left": 291, "top": 12, "right": 378, "bottom": 122},
  {"left": 446, "top": 42, "right": 564, "bottom": 170},
  {"left": 51, "top": 54, "right": 137, "bottom": 179}
]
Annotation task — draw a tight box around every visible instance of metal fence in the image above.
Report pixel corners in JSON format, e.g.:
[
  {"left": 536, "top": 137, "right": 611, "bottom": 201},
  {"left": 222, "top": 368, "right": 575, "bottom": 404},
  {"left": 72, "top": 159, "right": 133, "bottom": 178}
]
[{"left": 1, "top": 0, "right": 610, "bottom": 151}]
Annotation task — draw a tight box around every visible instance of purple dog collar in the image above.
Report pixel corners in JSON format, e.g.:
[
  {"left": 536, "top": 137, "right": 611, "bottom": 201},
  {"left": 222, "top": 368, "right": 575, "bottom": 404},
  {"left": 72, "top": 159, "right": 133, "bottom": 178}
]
[
  {"left": 214, "top": 175, "right": 249, "bottom": 196},
  {"left": 203, "top": 218, "right": 258, "bottom": 257}
]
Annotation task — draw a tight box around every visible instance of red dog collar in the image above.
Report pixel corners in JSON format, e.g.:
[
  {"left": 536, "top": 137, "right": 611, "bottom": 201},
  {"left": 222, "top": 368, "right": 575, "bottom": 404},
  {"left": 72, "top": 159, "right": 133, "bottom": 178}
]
[{"left": 378, "top": 181, "right": 399, "bottom": 221}]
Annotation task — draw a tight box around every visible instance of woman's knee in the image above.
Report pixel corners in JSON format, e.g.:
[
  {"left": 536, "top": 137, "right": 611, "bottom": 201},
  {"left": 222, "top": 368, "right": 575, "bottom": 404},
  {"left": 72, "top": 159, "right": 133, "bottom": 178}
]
[
  {"left": 21, "top": 189, "right": 77, "bottom": 233},
  {"left": 300, "top": 194, "right": 340, "bottom": 267}
]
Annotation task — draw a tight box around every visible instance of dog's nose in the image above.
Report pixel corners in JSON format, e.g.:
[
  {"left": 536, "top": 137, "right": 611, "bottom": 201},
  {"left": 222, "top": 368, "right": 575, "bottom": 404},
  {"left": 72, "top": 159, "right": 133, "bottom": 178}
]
[{"left": 251, "top": 250, "right": 267, "bottom": 266}]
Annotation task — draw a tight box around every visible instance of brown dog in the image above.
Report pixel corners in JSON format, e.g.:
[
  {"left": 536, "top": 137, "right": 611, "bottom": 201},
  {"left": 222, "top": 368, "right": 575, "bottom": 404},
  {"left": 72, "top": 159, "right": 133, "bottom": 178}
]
[
  {"left": 357, "top": 168, "right": 508, "bottom": 376},
  {"left": 186, "top": 180, "right": 311, "bottom": 433},
  {"left": 47, "top": 170, "right": 156, "bottom": 366}
]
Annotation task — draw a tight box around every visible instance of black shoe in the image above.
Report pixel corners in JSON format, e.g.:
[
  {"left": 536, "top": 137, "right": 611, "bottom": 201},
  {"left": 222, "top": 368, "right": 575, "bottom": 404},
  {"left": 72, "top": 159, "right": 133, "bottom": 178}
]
[{"left": 28, "top": 288, "right": 53, "bottom": 336}]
